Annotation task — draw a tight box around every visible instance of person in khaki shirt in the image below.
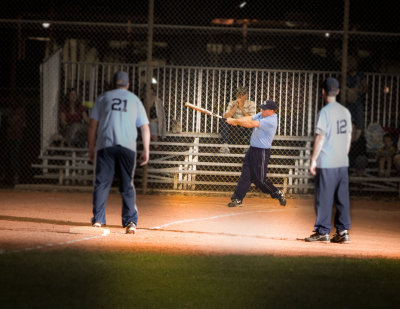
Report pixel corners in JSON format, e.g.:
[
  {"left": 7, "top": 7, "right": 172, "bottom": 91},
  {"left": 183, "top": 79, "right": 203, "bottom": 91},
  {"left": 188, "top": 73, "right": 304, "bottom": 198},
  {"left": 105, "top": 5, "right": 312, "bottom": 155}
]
[{"left": 220, "top": 86, "right": 256, "bottom": 153}]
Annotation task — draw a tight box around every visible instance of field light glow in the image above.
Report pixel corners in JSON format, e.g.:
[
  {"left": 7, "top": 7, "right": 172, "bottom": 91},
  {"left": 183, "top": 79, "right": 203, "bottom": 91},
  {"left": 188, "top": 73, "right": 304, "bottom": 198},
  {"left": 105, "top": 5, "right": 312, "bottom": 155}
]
[{"left": 42, "top": 23, "right": 50, "bottom": 28}]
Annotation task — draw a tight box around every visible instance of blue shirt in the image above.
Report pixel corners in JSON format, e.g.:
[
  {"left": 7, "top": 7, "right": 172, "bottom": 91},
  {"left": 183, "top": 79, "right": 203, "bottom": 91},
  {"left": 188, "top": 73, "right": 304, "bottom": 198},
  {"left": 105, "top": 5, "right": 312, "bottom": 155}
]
[
  {"left": 250, "top": 113, "right": 278, "bottom": 149},
  {"left": 315, "top": 101, "right": 352, "bottom": 168},
  {"left": 90, "top": 88, "right": 149, "bottom": 152}
]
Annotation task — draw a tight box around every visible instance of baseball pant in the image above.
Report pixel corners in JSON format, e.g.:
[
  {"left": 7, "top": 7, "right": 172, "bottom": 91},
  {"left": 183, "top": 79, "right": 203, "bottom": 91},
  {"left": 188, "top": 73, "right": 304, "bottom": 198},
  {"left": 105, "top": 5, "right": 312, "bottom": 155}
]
[
  {"left": 92, "top": 145, "right": 138, "bottom": 227},
  {"left": 232, "top": 146, "right": 280, "bottom": 201},
  {"left": 313, "top": 167, "right": 351, "bottom": 234}
]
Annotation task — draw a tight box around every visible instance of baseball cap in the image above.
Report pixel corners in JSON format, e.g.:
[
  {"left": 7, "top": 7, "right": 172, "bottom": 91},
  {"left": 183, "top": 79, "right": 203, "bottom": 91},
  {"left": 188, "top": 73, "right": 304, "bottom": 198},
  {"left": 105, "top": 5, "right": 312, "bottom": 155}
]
[
  {"left": 260, "top": 100, "right": 277, "bottom": 110},
  {"left": 236, "top": 86, "right": 248, "bottom": 96},
  {"left": 322, "top": 77, "right": 339, "bottom": 95},
  {"left": 113, "top": 71, "right": 129, "bottom": 87}
]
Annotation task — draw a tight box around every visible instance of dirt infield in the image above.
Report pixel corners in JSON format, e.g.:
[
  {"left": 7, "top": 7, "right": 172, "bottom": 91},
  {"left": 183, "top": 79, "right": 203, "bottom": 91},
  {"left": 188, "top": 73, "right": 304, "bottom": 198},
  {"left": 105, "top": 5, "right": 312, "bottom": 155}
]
[{"left": 0, "top": 189, "right": 399, "bottom": 258}]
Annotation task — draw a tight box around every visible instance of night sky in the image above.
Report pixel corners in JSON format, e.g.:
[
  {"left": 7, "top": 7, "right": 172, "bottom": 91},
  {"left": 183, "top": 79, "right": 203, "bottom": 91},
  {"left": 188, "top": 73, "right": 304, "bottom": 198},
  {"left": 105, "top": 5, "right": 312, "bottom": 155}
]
[{"left": 1, "top": 0, "right": 398, "bottom": 33}]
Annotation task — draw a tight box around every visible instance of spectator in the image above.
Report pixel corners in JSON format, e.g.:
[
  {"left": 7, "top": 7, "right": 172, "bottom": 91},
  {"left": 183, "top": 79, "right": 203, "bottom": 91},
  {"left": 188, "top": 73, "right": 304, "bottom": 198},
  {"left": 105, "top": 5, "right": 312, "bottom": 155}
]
[
  {"left": 349, "top": 123, "right": 368, "bottom": 177},
  {"left": 392, "top": 135, "right": 400, "bottom": 176},
  {"left": 376, "top": 133, "right": 396, "bottom": 177},
  {"left": 365, "top": 122, "right": 385, "bottom": 155},
  {"left": 142, "top": 85, "right": 166, "bottom": 149},
  {"left": 60, "top": 88, "right": 89, "bottom": 147},
  {"left": 220, "top": 86, "right": 256, "bottom": 153},
  {"left": 345, "top": 56, "right": 367, "bottom": 133}
]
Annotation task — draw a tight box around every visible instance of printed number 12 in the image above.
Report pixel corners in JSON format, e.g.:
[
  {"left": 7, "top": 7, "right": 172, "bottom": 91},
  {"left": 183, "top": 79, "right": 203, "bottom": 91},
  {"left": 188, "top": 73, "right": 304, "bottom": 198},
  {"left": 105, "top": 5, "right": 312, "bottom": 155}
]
[{"left": 337, "top": 119, "right": 347, "bottom": 134}]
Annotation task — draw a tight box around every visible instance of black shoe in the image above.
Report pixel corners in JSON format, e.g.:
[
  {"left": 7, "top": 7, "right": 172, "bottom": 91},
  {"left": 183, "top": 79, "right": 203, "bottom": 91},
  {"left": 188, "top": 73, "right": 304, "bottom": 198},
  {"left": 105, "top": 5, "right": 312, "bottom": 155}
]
[
  {"left": 228, "top": 199, "right": 242, "bottom": 207},
  {"left": 330, "top": 230, "right": 350, "bottom": 244},
  {"left": 305, "top": 231, "right": 330, "bottom": 243},
  {"left": 276, "top": 190, "right": 286, "bottom": 206}
]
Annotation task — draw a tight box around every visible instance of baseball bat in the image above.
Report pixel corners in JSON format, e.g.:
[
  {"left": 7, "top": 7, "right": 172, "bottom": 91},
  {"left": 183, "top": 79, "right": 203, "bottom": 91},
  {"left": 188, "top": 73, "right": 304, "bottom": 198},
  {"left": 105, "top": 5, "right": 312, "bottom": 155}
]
[{"left": 184, "top": 102, "right": 222, "bottom": 119}]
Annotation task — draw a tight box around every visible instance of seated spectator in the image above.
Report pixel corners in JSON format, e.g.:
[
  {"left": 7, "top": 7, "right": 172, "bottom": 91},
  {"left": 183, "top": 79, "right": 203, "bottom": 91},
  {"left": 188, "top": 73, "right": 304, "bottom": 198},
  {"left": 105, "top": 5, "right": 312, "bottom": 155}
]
[
  {"left": 60, "top": 88, "right": 89, "bottom": 147},
  {"left": 365, "top": 122, "right": 385, "bottom": 155},
  {"left": 393, "top": 135, "right": 400, "bottom": 176},
  {"left": 142, "top": 85, "right": 166, "bottom": 149},
  {"left": 376, "top": 133, "right": 396, "bottom": 177},
  {"left": 220, "top": 86, "right": 256, "bottom": 153},
  {"left": 349, "top": 124, "right": 368, "bottom": 176}
]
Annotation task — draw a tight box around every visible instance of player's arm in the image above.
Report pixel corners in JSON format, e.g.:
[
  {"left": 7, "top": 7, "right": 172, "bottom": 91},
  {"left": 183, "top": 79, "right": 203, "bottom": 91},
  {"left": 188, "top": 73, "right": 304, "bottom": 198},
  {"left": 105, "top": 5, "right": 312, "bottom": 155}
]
[
  {"left": 88, "top": 119, "right": 98, "bottom": 163},
  {"left": 139, "top": 124, "right": 150, "bottom": 166},
  {"left": 226, "top": 116, "right": 259, "bottom": 128},
  {"left": 347, "top": 132, "right": 352, "bottom": 155},
  {"left": 309, "top": 133, "right": 325, "bottom": 176}
]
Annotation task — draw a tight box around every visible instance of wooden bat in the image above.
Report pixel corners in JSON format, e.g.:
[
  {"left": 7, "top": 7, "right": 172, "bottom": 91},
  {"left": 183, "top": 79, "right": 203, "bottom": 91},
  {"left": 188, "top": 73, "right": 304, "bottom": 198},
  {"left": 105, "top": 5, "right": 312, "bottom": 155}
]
[{"left": 184, "top": 102, "right": 222, "bottom": 119}]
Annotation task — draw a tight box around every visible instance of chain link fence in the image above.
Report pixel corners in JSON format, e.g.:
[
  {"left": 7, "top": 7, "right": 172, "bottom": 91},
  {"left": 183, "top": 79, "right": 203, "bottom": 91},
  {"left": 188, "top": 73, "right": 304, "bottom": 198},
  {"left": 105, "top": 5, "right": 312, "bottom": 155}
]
[{"left": 1, "top": 0, "right": 399, "bottom": 197}]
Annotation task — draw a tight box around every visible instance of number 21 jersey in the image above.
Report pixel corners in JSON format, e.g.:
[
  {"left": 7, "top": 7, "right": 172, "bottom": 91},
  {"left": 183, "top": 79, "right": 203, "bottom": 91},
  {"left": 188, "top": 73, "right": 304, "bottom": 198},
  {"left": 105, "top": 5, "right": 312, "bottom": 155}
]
[{"left": 90, "top": 88, "right": 149, "bottom": 152}]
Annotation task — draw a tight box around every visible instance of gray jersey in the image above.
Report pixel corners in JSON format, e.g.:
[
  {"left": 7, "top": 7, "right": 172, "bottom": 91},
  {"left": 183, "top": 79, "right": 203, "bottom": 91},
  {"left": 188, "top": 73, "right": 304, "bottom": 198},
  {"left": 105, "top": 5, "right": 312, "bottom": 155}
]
[
  {"left": 90, "top": 88, "right": 149, "bottom": 152},
  {"left": 315, "top": 101, "right": 352, "bottom": 168}
]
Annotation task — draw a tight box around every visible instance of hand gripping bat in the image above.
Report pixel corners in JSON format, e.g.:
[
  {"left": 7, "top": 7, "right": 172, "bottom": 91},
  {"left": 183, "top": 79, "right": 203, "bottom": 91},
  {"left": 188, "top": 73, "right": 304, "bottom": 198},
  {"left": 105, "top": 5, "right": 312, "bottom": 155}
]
[{"left": 184, "top": 102, "right": 222, "bottom": 119}]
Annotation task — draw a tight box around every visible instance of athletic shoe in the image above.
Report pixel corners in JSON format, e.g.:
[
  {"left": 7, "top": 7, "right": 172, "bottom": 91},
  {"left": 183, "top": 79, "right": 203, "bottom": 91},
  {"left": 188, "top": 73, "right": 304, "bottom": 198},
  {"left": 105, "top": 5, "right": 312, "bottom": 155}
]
[
  {"left": 276, "top": 190, "right": 286, "bottom": 206},
  {"left": 228, "top": 199, "right": 242, "bottom": 207},
  {"left": 305, "top": 231, "right": 330, "bottom": 243},
  {"left": 92, "top": 222, "right": 102, "bottom": 228},
  {"left": 126, "top": 222, "right": 137, "bottom": 234},
  {"left": 330, "top": 230, "right": 350, "bottom": 244}
]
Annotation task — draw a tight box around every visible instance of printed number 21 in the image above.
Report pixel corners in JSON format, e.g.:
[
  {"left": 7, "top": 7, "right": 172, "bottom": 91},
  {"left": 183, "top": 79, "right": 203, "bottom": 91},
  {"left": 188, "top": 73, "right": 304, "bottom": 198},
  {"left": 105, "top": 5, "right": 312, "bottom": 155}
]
[
  {"left": 337, "top": 119, "right": 347, "bottom": 134},
  {"left": 112, "top": 98, "right": 127, "bottom": 112}
]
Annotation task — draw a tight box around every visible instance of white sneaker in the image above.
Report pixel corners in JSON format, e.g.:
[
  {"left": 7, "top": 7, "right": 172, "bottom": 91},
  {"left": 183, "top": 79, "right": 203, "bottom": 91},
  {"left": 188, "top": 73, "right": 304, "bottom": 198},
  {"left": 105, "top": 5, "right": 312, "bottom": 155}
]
[
  {"left": 92, "top": 222, "right": 102, "bottom": 228},
  {"left": 219, "top": 144, "right": 230, "bottom": 154},
  {"left": 126, "top": 222, "right": 136, "bottom": 234}
]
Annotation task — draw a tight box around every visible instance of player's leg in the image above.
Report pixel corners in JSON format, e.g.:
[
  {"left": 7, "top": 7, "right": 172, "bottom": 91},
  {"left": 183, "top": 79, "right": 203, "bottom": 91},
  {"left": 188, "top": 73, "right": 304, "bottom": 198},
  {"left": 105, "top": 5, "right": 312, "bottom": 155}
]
[
  {"left": 313, "top": 168, "right": 336, "bottom": 235},
  {"left": 252, "top": 148, "right": 286, "bottom": 206},
  {"left": 332, "top": 167, "right": 351, "bottom": 243},
  {"left": 92, "top": 147, "right": 116, "bottom": 225},
  {"left": 229, "top": 150, "right": 252, "bottom": 206},
  {"left": 115, "top": 146, "right": 138, "bottom": 229}
]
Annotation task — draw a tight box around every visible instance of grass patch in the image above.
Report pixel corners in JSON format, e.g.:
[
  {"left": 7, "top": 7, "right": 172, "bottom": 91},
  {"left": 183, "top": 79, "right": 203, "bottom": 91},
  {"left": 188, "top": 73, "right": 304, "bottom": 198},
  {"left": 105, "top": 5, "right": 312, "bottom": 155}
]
[{"left": 1, "top": 250, "right": 399, "bottom": 308}]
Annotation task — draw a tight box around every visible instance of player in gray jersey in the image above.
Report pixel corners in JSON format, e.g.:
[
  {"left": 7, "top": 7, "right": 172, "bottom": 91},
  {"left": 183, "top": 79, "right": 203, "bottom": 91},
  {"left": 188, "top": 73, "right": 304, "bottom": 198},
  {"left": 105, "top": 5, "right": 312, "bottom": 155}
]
[
  {"left": 88, "top": 71, "right": 150, "bottom": 234},
  {"left": 305, "top": 77, "right": 353, "bottom": 244}
]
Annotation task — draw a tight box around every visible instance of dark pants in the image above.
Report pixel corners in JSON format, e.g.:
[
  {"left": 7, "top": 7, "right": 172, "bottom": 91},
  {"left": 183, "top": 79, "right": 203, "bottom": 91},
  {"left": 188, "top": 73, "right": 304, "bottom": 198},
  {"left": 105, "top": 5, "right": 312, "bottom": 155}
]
[
  {"left": 347, "top": 100, "right": 364, "bottom": 131},
  {"left": 92, "top": 145, "right": 138, "bottom": 227},
  {"left": 232, "top": 146, "right": 280, "bottom": 201},
  {"left": 220, "top": 120, "right": 252, "bottom": 144},
  {"left": 314, "top": 167, "right": 351, "bottom": 234}
]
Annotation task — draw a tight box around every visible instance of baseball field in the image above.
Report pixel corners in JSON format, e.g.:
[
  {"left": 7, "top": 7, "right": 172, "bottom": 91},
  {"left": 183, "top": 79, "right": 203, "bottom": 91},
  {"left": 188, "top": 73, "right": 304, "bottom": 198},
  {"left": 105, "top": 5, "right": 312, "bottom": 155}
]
[{"left": 1, "top": 189, "right": 399, "bottom": 308}]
